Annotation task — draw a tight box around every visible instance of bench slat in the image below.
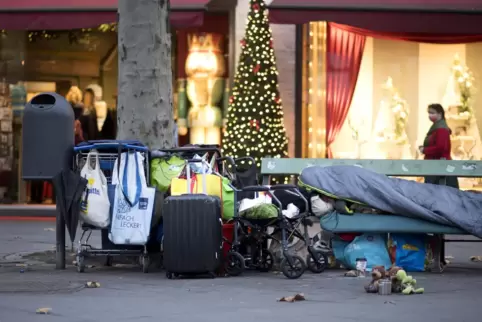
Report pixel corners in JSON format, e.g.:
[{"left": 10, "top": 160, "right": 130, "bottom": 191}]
[
  {"left": 261, "top": 158, "right": 482, "bottom": 177},
  {"left": 320, "top": 213, "right": 465, "bottom": 235}
]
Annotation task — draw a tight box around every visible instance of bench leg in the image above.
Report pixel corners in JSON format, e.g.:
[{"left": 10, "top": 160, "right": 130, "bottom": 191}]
[{"left": 431, "top": 234, "right": 445, "bottom": 273}]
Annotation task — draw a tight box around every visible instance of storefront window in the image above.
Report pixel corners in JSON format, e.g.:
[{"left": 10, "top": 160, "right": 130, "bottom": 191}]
[
  {"left": 301, "top": 22, "right": 327, "bottom": 158},
  {"left": 0, "top": 28, "right": 179, "bottom": 204},
  {"left": 301, "top": 21, "right": 482, "bottom": 190}
]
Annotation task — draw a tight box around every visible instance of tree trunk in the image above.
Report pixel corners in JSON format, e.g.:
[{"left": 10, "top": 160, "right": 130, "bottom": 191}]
[{"left": 117, "top": 0, "right": 174, "bottom": 149}]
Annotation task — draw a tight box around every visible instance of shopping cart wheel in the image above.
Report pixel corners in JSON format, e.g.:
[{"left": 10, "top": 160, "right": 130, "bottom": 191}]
[
  {"left": 166, "top": 272, "right": 179, "bottom": 279},
  {"left": 105, "top": 256, "right": 113, "bottom": 267},
  {"left": 76, "top": 255, "right": 86, "bottom": 273},
  {"left": 255, "top": 249, "right": 274, "bottom": 272},
  {"left": 141, "top": 256, "right": 149, "bottom": 273},
  {"left": 281, "top": 255, "right": 306, "bottom": 279},
  {"left": 306, "top": 250, "right": 328, "bottom": 274},
  {"left": 225, "top": 251, "right": 245, "bottom": 277}
]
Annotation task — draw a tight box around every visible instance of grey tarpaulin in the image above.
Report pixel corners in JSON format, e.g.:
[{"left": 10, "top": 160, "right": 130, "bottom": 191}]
[
  {"left": 52, "top": 169, "right": 88, "bottom": 243},
  {"left": 299, "top": 165, "right": 482, "bottom": 238}
]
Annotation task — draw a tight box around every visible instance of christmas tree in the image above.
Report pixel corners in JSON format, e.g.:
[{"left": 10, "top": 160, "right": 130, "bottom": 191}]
[{"left": 222, "top": 0, "right": 289, "bottom": 173}]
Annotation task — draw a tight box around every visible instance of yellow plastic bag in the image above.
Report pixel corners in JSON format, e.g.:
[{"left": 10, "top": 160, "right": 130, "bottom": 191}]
[{"left": 171, "top": 173, "right": 222, "bottom": 197}]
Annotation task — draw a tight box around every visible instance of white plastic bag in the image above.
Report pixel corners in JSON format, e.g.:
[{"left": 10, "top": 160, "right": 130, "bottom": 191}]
[
  {"left": 311, "top": 195, "right": 335, "bottom": 217},
  {"left": 79, "top": 151, "right": 110, "bottom": 228},
  {"left": 282, "top": 203, "right": 300, "bottom": 219},
  {"left": 238, "top": 193, "right": 272, "bottom": 213},
  {"left": 110, "top": 151, "right": 154, "bottom": 245}
]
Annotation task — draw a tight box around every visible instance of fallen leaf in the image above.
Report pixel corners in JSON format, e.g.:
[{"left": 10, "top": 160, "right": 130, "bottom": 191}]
[
  {"left": 470, "top": 256, "right": 482, "bottom": 262},
  {"left": 36, "top": 308, "right": 52, "bottom": 314},
  {"left": 278, "top": 293, "right": 305, "bottom": 302},
  {"left": 384, "top": 301, "right": 396, "bottom": 305},
  {"left": 85, "top": 281, "right": 100, "bottom": 288}
]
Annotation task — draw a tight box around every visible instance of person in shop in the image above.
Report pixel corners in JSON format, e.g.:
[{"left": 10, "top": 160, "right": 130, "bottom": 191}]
[
  {"left": 419, "top": 103, "right": 459, "bottom": 188},
  {"left": 98, "top": 94, "right": 117, "bottom": 140},
  {"left": 65, "top": 86, "right": 84, "bottom": 144},
  {"left": 79, "top": 88, "right": 100, "bottom": 142}
]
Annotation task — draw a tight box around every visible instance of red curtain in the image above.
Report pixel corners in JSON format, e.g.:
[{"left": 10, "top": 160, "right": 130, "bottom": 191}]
[
  {"left": 326, "top": 24, "right": 366, "bottom": 158},
  {"left": 331, "top": 22, "right": 482, "bottom": 44}
]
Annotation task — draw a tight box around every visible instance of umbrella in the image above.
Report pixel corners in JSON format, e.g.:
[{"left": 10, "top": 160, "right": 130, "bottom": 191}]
[{"left": 52, "top": 169, "right": 88, "bottom": 243}]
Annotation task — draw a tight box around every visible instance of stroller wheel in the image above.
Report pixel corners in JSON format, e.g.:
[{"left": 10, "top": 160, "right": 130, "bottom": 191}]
[
  {"left": 306, "top": 250, "right": 328, "bottom": 274},
  {"left": 256, "top": 249, "right": 274, "bottom": 272},
  {"left": 225, "top": 251, "right": 245, "bottom": 277},
  {"left": 281, "top": 255, "right": 306, "bottom": 279}
]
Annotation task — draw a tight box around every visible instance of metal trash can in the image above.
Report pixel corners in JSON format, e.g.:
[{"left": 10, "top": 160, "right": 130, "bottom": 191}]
[{"left": 22, "top": 92, "right": 74, "bottom": 180}]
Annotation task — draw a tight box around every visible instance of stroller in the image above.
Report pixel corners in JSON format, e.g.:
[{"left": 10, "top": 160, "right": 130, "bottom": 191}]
[{"left": 221, "top": 157, "right": 328, "bottom": 279}]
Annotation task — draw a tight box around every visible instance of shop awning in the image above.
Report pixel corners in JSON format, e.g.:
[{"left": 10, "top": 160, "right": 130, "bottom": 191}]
[
  {"left": 268, "top": 0, "right": 482, "bottom": 34},
  {"left": 0, "top": 0, "right": 210, "bottom": 30}
]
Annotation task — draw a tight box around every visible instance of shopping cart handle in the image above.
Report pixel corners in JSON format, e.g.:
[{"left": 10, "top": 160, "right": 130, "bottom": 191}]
[
  {"left": 74, "top": 143, "right": 148, "bottom": 152},
  {"left": 156, "top": 146, "right": 221, "bottom": 155}
]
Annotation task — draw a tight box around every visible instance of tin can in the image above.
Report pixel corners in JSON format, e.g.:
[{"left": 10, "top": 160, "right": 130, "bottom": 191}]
[
  {"left": 355, "top": 257, "right": 367, "bottom": 277},
  {"left": 378, "top": 280, "right": 392, "bottom": 295}
]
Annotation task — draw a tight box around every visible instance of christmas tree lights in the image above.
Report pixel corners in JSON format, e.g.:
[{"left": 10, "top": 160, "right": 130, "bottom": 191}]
[{"left": 222, "top": 0, "right": 288, "bottom": 176}]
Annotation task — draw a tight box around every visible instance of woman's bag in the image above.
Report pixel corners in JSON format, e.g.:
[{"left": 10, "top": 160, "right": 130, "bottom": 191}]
[
  {"left": 79, "top": 151, "right": 111, "bottom": 228},
  {"left": 109, "top": 152, "right": 155, "bottom": 245}
]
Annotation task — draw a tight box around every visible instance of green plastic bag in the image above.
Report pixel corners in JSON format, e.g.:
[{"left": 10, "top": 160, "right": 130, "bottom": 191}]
[
  {"left": 222, "top": 177, "right": 235, "bottom": 220},
  {"left": 150, "top": 155, "right": 185, "bottom": 193},
  {"left": 241, "top": 204, "right": 278, "bottom": 220}
]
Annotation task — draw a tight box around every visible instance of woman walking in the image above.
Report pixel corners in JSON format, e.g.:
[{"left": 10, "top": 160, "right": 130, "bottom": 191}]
[{"left": 419, "top": 103, "right": 459, "bottom": 188}]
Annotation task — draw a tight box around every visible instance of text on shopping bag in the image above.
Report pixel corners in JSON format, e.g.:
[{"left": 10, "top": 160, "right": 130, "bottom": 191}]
[{"left": 113, "top": 197, "right": 150, "bottom": 229}]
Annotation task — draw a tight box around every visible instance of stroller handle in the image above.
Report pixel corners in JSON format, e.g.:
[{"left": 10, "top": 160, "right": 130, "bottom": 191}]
[
  {"left": 242, "top": 185, "right": 269, "bottom": 192},
  {"left": 234, "top": 156, "right": 256, "bottom": 165},
  {"left": 216, "top": 156, "right": 236, "bottom": 168}
]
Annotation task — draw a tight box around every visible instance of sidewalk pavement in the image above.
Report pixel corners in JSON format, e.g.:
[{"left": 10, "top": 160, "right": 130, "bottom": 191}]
[{"left": 0, "top": 220, "right": 481, "bottom": 322}]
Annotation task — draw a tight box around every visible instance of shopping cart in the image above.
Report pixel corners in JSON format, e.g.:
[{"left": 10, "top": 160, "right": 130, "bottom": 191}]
[{"left": 73, "top": 140, "right": 151, "bottom": 273}]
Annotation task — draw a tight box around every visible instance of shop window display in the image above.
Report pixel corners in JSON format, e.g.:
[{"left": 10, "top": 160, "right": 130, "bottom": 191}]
[{"left": 301, "top": 22, "right": 482, "bottom": 190}]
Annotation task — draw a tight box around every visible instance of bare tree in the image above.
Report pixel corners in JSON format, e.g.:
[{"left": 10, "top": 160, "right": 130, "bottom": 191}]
[{"left": 117, "top": 0, "right": 174, "bottom": 149}]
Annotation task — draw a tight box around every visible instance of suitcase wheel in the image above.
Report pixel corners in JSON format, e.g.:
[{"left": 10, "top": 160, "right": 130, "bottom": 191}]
[
  {"left": 225, "top": 251, "right": 245, "bottom": 277},
  {"left": 166, "top": 272, "right": 179, "bottom": 279}
]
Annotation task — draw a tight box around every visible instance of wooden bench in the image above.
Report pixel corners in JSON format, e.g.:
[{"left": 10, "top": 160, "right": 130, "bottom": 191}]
[{"left": 260, "top": 158, "right": 482, "bottom": 273}]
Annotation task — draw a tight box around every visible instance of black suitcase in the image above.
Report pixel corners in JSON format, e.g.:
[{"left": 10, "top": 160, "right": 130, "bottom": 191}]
[{"left": 163, "top": 194, "right": 223, "bottom": 278}]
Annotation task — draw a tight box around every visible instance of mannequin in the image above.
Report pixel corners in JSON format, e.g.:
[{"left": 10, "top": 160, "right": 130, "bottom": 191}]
[{"left": 86, "top": 84, "right": 107, "bottom": 132}]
